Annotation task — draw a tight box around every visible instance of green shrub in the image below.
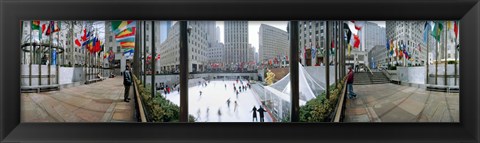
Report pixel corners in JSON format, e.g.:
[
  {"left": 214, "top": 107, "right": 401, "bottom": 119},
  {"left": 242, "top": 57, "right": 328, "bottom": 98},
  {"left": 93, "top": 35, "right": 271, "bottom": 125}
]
[
  {"left": 133, "top": 75, "right": 195, "bottom": 122},
  {"left": 299, "top": 77, "right": 346, "bottom": 122}
]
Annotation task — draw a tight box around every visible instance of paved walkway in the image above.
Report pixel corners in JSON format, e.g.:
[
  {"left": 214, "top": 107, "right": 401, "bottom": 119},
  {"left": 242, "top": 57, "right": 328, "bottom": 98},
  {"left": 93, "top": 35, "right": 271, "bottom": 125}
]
[
  {"left": 21, "top": 77, "right": 136, "bottom": 122},
  {"left": 344, "top": 83, "right": 459, "bottom": 122}
]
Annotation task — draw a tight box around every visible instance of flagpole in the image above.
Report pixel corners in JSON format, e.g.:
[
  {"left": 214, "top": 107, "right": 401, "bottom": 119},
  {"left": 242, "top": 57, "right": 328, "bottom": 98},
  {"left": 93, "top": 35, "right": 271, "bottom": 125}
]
[
  {"left": 48, "top": 21, "right": 52, "bottom": 85},
  {"left": 444, "top": 21, "right": 447, "bottom": 86},
  {"left": 57, "top": 21, "right": 60, "bottom": 84},
  {"left": 435, "top": 39, "right": 438, "bottom": 85},
  {"left": 454, "top": 21, "right": 458, "bottom": 86},
  {"left": 143, "top": 21, "right": 146, "bottom": 88},
  {"left": 426, "top": 22, "right": 429, "bottom": 85},
  {"left": 334, "top": 21, "right": 338, "bottom": 87},
  {"left": 29, "top": 21, "right": 33, "bottom": 86},
  {"left": 325, "top": 21, "right": 330, "bottom": 100},
  {"left": 151, "top": 21, "right": 156, "bottom": 98}
]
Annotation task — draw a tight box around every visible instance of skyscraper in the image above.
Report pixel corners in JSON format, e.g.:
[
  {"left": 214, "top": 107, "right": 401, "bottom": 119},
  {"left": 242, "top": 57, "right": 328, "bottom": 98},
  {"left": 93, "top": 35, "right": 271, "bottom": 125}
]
[
  {"left": 259, "top": 24, "right": 289, "bottom": 64},
  {"left": 224, "top": 21, "right": 248, "bottom": 65}
]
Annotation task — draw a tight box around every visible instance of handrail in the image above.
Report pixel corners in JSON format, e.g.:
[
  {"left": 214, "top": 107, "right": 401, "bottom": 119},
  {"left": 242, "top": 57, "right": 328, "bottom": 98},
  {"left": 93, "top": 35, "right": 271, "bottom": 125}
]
[
  {"left": 132, "top": 75, "right": 147, "bottom": 122},
  {"left": 366, "top": 65, "right": 374, "bottom": 76},
  {"left": 333, "top": 79, "right": 348, "bottom": 122}
]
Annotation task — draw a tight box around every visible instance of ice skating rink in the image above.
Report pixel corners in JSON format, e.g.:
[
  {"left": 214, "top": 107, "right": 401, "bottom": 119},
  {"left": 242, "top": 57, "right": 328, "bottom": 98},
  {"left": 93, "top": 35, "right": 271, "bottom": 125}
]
[{"left": 165, "top": 80, "right": 273, "bottom": 122}]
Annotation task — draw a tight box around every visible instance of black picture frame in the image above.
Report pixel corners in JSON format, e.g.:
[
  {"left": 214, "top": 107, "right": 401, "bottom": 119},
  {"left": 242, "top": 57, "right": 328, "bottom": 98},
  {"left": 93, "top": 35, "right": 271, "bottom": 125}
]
[{"left": 1, "top": 0, "right": 479, "bottom": 143}]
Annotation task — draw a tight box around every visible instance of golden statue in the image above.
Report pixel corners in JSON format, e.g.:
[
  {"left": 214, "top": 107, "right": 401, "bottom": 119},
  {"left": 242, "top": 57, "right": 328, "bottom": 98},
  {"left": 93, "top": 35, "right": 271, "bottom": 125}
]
[{"left": 265, "top": 69, "right": 275, "bottom": 85}]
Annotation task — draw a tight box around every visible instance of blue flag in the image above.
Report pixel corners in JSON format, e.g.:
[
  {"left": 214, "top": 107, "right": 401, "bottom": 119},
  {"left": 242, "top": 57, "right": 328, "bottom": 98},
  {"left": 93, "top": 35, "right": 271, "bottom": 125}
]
[{"left": 423, "top": 21, "right": 431, "bottom": 43}]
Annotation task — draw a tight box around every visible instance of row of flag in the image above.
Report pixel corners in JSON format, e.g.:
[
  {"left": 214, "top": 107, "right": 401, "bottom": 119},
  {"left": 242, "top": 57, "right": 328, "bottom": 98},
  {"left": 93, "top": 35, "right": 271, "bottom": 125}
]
[
  {"left": 300, "top": 21, "right": 362, "bottom": 64},
  {"left": 30, "top": 21, "right": 60, "bottom": 41},
  {"left": 111, "top": 21, "right": 137, "bottom": 59}
]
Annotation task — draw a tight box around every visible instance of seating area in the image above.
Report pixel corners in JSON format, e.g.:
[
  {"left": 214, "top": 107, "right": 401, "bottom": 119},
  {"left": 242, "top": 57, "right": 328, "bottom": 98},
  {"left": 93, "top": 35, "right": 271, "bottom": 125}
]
[
  {"left": 426, "top": 84, "right": 460, "bottom": 93},
  {"left": 21, "top": 84, "right": 60, "bottom": 93}
]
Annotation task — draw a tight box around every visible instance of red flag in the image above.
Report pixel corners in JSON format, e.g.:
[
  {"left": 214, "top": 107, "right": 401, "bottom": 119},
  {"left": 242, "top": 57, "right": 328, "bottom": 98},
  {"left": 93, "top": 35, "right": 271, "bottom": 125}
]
[
  {"left": 353, "top": 34, "right": 360, "bottom": 48},
  {"left": 75, "top": 39, "right": 81, "bottom": 47},
  {"left": 454, "top": 21, "right": 458, "bottom": 40},
  {"left": 331, "top": 40, "right": 335, "bottom": 48},
  {"left": 42, "top": 24, "right": 46, "bottom": 34}
]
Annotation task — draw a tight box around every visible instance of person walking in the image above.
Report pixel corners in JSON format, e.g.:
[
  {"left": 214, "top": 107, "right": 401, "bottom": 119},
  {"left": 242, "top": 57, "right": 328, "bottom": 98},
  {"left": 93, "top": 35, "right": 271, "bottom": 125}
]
[
  {"left": 347, "top": 67, "right": 357, "bottom": 99},
  {"left": 251, "top": 106, "right": 258, "bottom": 122},
  {"left": 257, "top": 105, "right": 267, "bottom": 122},
  {"left": 123, "top": 65, "right": 132, "bottom": 102}
]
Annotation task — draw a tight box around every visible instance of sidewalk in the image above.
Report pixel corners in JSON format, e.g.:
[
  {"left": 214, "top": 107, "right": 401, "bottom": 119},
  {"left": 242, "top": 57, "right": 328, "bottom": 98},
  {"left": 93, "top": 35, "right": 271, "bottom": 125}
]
[
  {"left": 344, "top": 83, "right": 459, "bottom": 122},
  {"left": 21, "top": 77, "right": 136, "bottom": 122}
]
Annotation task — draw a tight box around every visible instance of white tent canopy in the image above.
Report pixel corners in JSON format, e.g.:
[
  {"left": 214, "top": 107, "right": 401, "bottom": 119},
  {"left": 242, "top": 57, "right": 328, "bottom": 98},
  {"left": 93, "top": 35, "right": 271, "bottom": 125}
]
[{"left": 265, "top": 63, "right": 325, "bottom": 106}]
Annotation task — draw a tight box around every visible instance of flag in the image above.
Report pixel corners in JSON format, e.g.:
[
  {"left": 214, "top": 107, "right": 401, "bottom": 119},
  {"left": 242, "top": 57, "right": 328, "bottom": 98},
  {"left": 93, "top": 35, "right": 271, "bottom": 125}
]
[
  {"left": 347, "top": 44, "right": 351, "bottom": 56},
  {"left": 386, "top": 38, "right": 390, "bottom": 51},
  {"left": 353, "top": 34, "right": 360, "bottom": 48},
  {"left": 423, "top": 21, "right": 432, "bottom": 43},
  {"left": 431, "top": 21, "right": 443, "bottom": 42},
  {"left": 111, "top": 21, "right": 135, "bottom": 35},
  {"left": 31, "top": 21, "right": 40, "bottom": 30},
  {"left": 311, "top": 46, "right": 316, "bottom": 58},
  {"left": 45, "top": 21, "right": 53, "bottom": 36},
  {"left": 155, "top": 53, "right": 161, "bottom": 61},
  {"left": 344, "top": 23, "right": 352, "bottom": 43},
  {"left": 75, "top": 39, "right": 81, "bottom": 47},
  {"left": 454, "top": 21, "right": 458, "bottom": 40},
  {"left": 354, "top": 21, "right": 365, "bottom": 31}
]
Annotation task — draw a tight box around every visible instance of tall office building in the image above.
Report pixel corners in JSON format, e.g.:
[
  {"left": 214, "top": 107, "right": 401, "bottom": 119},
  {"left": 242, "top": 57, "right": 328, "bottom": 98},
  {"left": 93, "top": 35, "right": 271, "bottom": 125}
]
[
  {"left": 297, "top": 21, "right": 327, "bottom": 66},
  {"left": 259, "top": 24, "right": 289, "bottom": 64},
  {"left": 207, "top": 42, "right": 225, "bottom": 64},
  {"left": 224, "top": 21, "right": 249, "bottom": 65},
  {"left": 158, "top": 21, "right": 211, "bottom": 73}
]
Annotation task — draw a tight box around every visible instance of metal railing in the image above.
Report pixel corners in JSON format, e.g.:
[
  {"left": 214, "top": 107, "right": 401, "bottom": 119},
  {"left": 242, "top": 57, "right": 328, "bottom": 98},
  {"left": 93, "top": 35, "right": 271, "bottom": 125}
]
[{"left": 132, "top": 75, "right": 147, "bottom": 122}]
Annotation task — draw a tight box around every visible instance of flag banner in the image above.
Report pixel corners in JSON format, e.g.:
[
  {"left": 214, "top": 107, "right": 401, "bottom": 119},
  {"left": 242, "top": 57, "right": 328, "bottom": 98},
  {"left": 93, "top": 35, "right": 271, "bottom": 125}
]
[
  {"left": 454, "top": 21, "right": 458, "bottom": 40},
  {"left": 115, "top": 27, "right": 136, "bottom": 38},
  {"left": 31, "top": 21, "right": 40, "bottom": 30},
  {"left": 116, "top": 36, "right": 135, "bottom": 42},
  {"left": 423, "top": 21, "right": 432, "bottom": 43},
  {"left": 344, "top": 23, "right": 352, "bottom": 43},
  {"left": 354, "top": 21, "right": 365, "bottom": 31},
  {"left": 431, "top": 21, "right": 443, "bottom": 42},
  {"left": 75, "top": 39, "right": 81, "bottom": 47},
  {"left": 112, "top": 21, "right": 135, "bottom": 35},
  {"left": 120, "top": 42, "right": 135, "bottom": 47},
  {"left": 386, "top": 38, "right": 390, "bottom": 51},
  {"left": 353, "top": 34, "right": 360, "bottom": 48}
]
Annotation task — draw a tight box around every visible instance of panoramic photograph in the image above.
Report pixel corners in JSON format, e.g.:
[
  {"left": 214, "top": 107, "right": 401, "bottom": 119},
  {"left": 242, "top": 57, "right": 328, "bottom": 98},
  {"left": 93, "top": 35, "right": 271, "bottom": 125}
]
[{"left": 20, "top": 20, "right": 459, "bottom": 122}]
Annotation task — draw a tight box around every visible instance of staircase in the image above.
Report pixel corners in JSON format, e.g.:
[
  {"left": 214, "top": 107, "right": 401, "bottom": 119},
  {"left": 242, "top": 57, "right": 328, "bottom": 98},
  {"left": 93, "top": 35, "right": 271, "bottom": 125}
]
[{"left": 353, "top": 72, "right": 389, "bottom": 85}]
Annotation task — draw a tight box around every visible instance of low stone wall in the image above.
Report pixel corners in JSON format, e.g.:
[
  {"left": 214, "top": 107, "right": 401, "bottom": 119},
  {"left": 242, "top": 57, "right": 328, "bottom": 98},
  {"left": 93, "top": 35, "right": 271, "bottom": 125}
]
[
  {"left": 21, "top": 64, "right": 114, "bottom": 86},
  {"left": 396, "top": 65, "right": 459, "bottom": 86}
]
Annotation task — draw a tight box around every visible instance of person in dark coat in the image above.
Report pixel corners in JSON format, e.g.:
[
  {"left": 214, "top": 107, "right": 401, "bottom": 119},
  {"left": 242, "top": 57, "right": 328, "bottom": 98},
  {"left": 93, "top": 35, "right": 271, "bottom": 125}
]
[
  {"left": 257, "top": 105, "right": 267, "bottom": 122},
  {"left": 123, "top": 65, "right": 132, "bottom": 102},
  {"left": 347, "top": 67, "right": 357, "bottom": 99},
  {"left": 251, "top": 106, "right": 258, "bottom": 122}
]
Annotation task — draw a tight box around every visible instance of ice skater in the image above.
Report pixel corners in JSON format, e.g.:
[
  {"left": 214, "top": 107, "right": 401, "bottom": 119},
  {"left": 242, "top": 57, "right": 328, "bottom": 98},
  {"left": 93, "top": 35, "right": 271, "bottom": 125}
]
[
  {"left": 217, "top": 108, "right": 222, "bottom": 122},
  {"left": 225, "top": 84, "right": 227, "bottom": 90},
  {"left": 206, "top": 107, "right": 210, "bottom": 121},
  {"left": 257, "top": 105, "right": 267, "bottom": 122},
  {"left": 234, "top": 101, "right": 238, "bottom": 112},
  {"left": 251, "top": 106, "right": 258, "bottom": 122},
  {"left": 199, "top": 91, "right": 202, "bottom": 96},
  {"left": 197, "top": 109, "right": 201, "bottom": 121},
  {"left": 226, "top": 98, "right": 231, "bottom": 109}
]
